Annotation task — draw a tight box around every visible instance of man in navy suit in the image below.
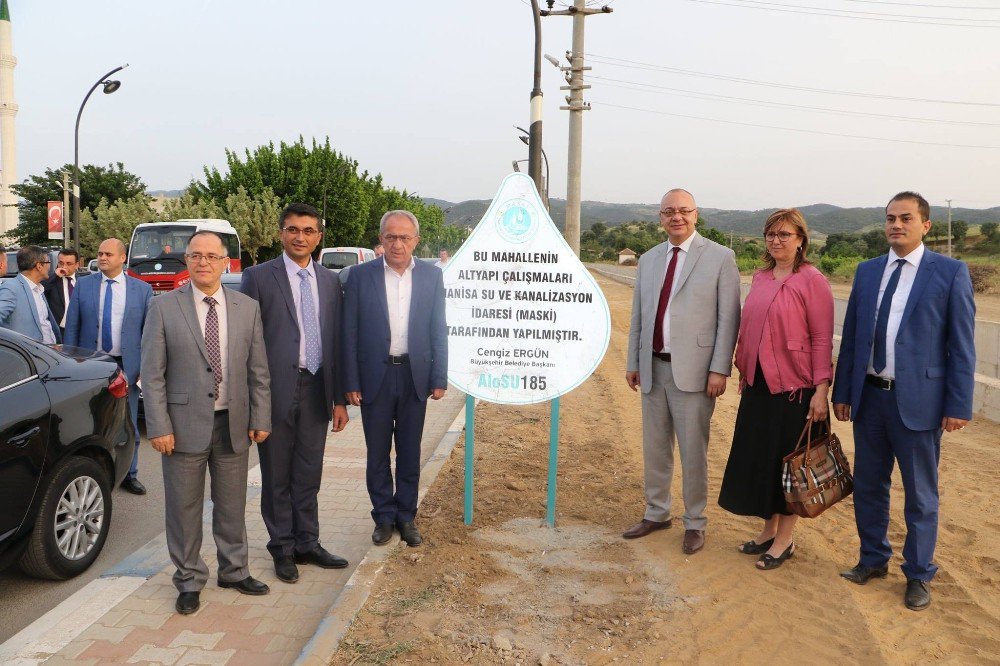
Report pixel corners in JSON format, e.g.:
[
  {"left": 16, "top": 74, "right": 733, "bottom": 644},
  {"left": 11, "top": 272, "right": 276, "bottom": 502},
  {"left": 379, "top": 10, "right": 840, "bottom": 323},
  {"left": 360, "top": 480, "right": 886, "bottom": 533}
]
[
  {"left": 0, "top": 246, "right": 61, "bottom": 344},
  {"left": 342, "top": 210, "right": 448, "bottom": 548},
  {"left": 833, "top": 191, "right": 976, "bottom": 611},
  {"left": 241, "top": 203, "right": 350, "bottom": 584},
  {"left": 65, "top": 238, "right": 154, "bottom": 495}
]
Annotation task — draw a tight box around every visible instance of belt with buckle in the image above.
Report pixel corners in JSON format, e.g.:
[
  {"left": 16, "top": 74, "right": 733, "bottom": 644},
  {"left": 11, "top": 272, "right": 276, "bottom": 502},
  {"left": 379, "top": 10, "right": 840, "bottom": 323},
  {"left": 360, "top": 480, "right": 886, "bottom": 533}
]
[
  {"left": 653, "top": 352, "right": 672, "bottom": 362},
  {"left": 866, "top": 375, "right": 895, "bottom": 391},
  {"left": 389, "top": 354, "right": 409, "bottom": 365}
]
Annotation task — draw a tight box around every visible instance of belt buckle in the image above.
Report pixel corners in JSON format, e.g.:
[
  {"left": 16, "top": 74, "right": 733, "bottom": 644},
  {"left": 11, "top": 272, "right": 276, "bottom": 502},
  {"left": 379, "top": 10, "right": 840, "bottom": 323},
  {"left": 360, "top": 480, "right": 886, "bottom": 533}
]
[
  {"left": 883, "top": 379, "right": 894, "bottom": 391},
  {"left": 391, "top": 356, "right": 404, "bottom": 365}
]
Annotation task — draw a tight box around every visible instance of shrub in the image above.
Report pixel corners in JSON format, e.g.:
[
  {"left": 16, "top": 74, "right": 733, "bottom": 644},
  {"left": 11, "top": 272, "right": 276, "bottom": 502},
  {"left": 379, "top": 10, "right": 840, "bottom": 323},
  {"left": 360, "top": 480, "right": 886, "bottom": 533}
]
[
  {"left": 818, "top": 254, "right": 862, "bottom": 278},
  {"left": 968, "top": 263, "right": 999, "bottom": 294},
  {"left": 736, "top": 255, "right": 762, "bottom": 273}
]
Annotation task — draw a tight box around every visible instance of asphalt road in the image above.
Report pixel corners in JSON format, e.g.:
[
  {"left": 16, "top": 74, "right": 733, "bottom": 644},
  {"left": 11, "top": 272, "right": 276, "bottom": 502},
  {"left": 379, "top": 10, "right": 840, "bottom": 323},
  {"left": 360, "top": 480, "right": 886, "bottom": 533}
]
[{"left": 0, "top": 428, "right": 260, "bottom": 644}]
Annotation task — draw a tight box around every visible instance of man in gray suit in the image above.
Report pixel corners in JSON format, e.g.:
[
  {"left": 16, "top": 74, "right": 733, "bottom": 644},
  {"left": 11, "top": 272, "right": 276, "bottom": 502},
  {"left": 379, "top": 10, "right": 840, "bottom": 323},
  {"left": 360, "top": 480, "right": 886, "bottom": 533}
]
[
  {"left": 624, "top": 188, "right": 741, "bottom": 554},
  {"left": 141, "top": 231, "right": 272, "bottom": 615},
  {"left": 0, "top": 246, "right": 60, "bottom": 344}
]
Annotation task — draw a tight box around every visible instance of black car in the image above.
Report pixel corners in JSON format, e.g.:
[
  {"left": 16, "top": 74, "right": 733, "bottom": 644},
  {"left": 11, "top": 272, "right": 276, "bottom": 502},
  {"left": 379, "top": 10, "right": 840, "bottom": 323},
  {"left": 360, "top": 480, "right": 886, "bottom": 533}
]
[{"left": 0, "top": 329, "right": 135, "bottom": 579}]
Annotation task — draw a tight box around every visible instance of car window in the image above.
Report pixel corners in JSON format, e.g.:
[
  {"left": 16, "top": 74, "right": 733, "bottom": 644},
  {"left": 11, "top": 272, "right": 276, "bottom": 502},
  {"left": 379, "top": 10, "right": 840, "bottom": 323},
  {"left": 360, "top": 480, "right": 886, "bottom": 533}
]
[
  {"left": 0, "top": 345, "right": 33, "bottom": 389},
  {"left": 4, "top": 251, "right": 17, "bottom": 277},
  {"left": 320, "top": 252, "right": 359, "bottom": 270}
]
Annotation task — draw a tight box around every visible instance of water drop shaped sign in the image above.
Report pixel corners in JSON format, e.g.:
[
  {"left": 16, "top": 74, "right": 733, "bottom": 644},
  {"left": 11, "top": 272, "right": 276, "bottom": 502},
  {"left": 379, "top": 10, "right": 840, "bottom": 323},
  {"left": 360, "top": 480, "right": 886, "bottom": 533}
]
[{"left": 444, "top": 173, "right": 611, "bottom": 404}]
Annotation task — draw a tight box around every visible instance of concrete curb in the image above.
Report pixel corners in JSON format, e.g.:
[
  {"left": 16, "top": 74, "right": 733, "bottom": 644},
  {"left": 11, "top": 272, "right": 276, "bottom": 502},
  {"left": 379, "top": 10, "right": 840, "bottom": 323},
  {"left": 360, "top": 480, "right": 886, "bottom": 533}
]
[{"left": 294, "top": 403, "right": 468, "bottom": 665}]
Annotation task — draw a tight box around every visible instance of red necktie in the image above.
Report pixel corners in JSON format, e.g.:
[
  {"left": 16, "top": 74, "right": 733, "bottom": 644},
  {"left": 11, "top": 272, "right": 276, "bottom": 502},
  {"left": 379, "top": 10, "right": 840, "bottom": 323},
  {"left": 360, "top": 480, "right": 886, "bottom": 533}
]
[{"left": 652, "top": 247, "right": 680, "bottom": 353}]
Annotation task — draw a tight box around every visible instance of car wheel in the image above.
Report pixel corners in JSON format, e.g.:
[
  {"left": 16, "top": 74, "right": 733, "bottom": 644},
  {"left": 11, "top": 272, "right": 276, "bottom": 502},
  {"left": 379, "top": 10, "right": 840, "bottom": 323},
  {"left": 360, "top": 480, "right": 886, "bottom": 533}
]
[{"left": 19, "top": 456, "right": 113, "bottom": 580}]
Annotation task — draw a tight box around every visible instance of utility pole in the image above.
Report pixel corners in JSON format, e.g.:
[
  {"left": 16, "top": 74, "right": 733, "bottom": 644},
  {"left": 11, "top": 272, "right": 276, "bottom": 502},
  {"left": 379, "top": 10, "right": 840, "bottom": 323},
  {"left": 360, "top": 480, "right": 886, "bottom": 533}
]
[
  {"left": 528, "top": 0, "right": 544, "bottom": 203},
  {"left": 946, "top": 199, "right": 953, "bottom": 257},
  {"left": 541, "top": 0, "right": 612, "bottom": 256},
  {"left": 61, "top": 170, "right": 70, "bottom": 246}
]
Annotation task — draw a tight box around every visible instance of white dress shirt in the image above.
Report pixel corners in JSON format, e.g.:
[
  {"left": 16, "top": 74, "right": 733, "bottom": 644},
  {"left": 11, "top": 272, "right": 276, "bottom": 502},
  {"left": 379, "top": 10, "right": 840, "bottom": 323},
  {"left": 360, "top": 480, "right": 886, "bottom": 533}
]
[
  {"left": 868, "top": 243, "right": 925, "bottom": 380},
  {"left": 59, "top": 275, "right": 76, "bottom": 328},
  {"left": 97, "top": 271, "right": 127, "bottom": 356},
  {"left": 193, "top": 285, "right": 229, "bottom": 411},
  {"left": 21, "top": 274, "right": 57, "bottom": 344},
  {"left": 282, "top": 253, "right": 323, "bottom": 370},
  {"left": 384, "top": 258, "right": 415, "bottom": 355},
  {"left": 658, "top": 232, "right": 696, "bottom": 354}
]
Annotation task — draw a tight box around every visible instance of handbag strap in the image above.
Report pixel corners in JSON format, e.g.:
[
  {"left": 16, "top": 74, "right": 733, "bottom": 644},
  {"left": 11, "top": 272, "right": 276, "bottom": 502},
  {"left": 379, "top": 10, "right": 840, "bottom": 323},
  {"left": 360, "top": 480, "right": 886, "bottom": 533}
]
[{"left": 795, "top": 415, "right": 833, "bottom": 458}]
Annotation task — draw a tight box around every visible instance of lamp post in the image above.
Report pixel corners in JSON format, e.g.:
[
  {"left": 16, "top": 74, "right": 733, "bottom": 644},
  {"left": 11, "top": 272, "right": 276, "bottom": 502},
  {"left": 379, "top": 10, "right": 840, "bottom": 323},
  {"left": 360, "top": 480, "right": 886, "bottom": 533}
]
[
  {"left": 72, "top": 64, "right": 128, "bottom": 254},
  {"left": 515, "top": 126, "right": 549, "bottom": 208}
]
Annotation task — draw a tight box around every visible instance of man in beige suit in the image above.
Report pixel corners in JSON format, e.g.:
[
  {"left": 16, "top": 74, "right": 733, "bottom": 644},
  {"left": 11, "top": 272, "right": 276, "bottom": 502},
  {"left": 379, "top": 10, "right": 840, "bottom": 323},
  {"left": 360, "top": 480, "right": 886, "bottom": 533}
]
[
  {"left": 141, "top": 231, "right": 272, "bottom": 615},
  {"left": 624, "top": 188, "right": 741, "bottom": 554}
]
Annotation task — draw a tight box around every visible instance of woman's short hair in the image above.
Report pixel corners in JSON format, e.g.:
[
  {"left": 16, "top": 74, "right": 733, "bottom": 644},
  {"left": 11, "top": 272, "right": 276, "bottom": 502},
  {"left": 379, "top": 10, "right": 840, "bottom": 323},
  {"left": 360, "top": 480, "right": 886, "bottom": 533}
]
[{"left": 761, "top": 208, "right": 811, "bottom": 273}]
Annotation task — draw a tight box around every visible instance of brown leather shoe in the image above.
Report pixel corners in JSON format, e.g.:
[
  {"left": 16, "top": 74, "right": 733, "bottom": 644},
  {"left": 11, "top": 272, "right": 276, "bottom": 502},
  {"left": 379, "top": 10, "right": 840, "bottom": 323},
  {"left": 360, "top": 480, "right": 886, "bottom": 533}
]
[
  {"left": 622, "top": 518, "right": 672, "bottom": 539},
  {"left": 682, "top": 529, "right": 705, "bottom": 554}
]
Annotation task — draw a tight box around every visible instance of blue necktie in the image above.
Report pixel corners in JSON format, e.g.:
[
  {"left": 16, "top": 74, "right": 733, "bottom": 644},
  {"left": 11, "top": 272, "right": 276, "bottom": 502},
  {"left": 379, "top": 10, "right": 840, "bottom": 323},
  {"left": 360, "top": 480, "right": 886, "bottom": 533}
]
[
  {"left": 101, "top": 278, "right": 114, "bottom": 353},
  {"left": 298, "top": 269, "right": 321, "bottom": 374},
  {"left": 872, "top": 259, "right": 905, "bottom": 374}
]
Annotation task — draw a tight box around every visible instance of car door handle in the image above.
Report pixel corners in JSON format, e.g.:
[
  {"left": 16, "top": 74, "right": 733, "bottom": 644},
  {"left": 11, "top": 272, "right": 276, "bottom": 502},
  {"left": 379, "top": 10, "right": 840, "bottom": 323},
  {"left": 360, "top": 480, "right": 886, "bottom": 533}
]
[{"left": 6, "top": 426, "right": 41, "bottom": 448}]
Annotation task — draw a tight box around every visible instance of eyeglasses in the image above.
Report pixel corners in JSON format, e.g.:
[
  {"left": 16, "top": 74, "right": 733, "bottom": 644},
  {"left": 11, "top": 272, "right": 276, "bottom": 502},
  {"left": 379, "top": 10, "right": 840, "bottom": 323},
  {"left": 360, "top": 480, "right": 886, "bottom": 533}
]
[
  {"left": 382, "top": 234, "right": 417, "bottom": 245},
  {"left": 184, "top": 253, "right": 228, "bottom": 264},
  {"left": 38, "top": 259, "right": 52, "bottom": 265},
  {"left": 764, "top": 231, "right": 798, "bottom": 243},
  {"left": 660, "top": 208, "right": 697, "bottom": 217},
  {"left": 282, "top": 226, "right": 321, "bottom": 237}
]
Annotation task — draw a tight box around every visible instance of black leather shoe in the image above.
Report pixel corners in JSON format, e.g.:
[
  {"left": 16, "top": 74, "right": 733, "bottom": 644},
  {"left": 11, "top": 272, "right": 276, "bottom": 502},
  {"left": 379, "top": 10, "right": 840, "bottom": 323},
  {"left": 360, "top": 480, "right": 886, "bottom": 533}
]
[
  {"left": 397, "top": 520, "right": 422, "bottom": 547},
  {"left": 905, "top": 579, "right": 931, "bottom": 611},
  {"left": 372, "top": 522, "right": 395, "bottom": 545},
  {"left": 219, "top": 576, "right": 270, "bottom": 595},
  {"left": 175, "top": 591, "right": 200, "bottom": 615},
  {"left": 120, "top": 477, "right": 147, "bottom": 495},
  {"left": 274, "top": 556, "right": 299, "bottom": 583},
  {"left": 840, "top": 562, "right": 889, "bottom": 585},
  {"left": 294, "top": 545, "right": 348, "bottom": 569}
]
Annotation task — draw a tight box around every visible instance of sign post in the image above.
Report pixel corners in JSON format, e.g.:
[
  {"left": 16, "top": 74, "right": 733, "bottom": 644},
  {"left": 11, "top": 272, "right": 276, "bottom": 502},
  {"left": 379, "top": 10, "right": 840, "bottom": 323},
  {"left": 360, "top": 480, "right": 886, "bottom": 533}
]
[{"left": 444, "top": 173, "right": 611, "bottom": 526}]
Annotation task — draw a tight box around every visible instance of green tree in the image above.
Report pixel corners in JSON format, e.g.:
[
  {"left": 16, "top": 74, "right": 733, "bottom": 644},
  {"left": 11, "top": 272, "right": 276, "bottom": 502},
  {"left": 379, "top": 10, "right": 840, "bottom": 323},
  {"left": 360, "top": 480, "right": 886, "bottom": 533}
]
[
  {"left": 981, "top": 221, "right": 998, "bottom": 241},
  {"left": 161, "top": 190, "right": 225, "bottom": 221},
  {"left": 79, "top": 195, "right": 158, "bottom": 259},
  {"left": 929, "top": 222, "right": 946, "bottom": 244},
  {"left": 10, "top": 162, "right": 146, "bottom": 246},
  {"left": 224, "top": 186, "right": 281, "bottom": 266},
  {"left": 951, "top": 220, "right": 969, "bottom": 249}
]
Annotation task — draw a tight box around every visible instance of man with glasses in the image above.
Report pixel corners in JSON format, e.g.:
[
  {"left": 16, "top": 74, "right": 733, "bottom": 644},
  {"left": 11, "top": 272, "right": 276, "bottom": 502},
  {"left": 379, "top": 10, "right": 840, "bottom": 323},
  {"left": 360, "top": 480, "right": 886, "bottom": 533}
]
[
  {"left": 66, "top": 238, "right": 153, "bottom": 495},
  {"left": 43, "top": 247, "right": 81, "bottom": 339},
  {"left": 342, "top": 210, "right": 448, "bottom": 548},
  {"left": 623, "top": 189, "right": 741, "bottom": 554},
  {"left": 241, "top": 203, "right": 350, "bottom": 584},
  {"left": 141, "top": 230, "right": 273, "bottom": 614},
  {"left": 0, "top": 245, "right": 61, "bottom": 344}
]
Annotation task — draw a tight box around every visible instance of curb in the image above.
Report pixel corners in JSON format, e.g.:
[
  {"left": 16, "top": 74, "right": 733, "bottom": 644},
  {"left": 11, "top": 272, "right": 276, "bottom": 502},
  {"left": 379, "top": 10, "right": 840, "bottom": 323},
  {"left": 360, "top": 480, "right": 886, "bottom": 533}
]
[{"left": 294, "top": 403, "right": 468, "bottom": 666}]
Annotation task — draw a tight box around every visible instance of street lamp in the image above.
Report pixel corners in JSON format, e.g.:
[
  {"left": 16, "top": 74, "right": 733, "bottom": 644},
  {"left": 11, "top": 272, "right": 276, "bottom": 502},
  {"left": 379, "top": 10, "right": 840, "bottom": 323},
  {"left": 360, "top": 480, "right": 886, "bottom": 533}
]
[
  {"left": 515, "top": 126, "right": 549, "bottom": 208},
  {"left": 72, "top": 64, "right": 128, "bottom": 254}
]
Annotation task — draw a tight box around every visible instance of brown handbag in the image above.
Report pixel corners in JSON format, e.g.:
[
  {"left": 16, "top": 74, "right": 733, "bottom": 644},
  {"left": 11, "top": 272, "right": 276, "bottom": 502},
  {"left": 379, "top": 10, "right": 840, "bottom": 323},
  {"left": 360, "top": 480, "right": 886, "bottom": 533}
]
[{"left": 782, "top": 417, "right": 854, "bottom": 518}]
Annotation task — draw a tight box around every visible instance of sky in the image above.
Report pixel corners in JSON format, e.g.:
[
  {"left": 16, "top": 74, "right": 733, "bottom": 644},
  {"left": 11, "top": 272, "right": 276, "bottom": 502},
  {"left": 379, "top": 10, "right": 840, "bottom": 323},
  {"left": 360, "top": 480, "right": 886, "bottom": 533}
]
[{"left": 10, "top": 0, "right": 1000, "bottom": 210}]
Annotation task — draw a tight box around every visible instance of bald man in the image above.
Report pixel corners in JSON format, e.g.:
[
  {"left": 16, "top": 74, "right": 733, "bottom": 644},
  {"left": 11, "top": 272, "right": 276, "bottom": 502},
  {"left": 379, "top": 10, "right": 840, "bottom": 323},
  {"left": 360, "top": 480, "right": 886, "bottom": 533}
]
[{"left": 66, "top": 238, "right": 154, "bottom": 494}]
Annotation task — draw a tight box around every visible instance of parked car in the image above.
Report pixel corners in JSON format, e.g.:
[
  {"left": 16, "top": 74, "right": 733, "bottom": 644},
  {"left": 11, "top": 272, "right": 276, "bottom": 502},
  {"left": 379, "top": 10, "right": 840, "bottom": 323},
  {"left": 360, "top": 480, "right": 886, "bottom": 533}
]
[
  {"left": 318, "top": 247, "right": 375, "bottom": 273},
  {"left": 0, "top": 329, "right": 135, "bottom": 579},
  {"left": 87, "top": 259, "right": 99, "bottom": 273}
]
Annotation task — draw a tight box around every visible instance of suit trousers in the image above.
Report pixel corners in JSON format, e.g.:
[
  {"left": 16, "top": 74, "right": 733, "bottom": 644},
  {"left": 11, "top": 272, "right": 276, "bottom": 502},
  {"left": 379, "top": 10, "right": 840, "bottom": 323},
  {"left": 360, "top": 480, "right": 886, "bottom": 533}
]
[
  {"left": 853, "top": 383, "right": 941, "bottom": 581},
  {"left": 259, "top": 369, "right": 328, "bottom": 559},
  {"left": 641, "top": 357, "right": 715, "bottom": 530},
  {"left": 111, "top": 355, "right": 141, "bottom": 480},
  {"left": 162, "top": 411, "right": 250, "bottom": 593},
  {"left": 360, "top": 363, "right": 427, "bottom": 525}
]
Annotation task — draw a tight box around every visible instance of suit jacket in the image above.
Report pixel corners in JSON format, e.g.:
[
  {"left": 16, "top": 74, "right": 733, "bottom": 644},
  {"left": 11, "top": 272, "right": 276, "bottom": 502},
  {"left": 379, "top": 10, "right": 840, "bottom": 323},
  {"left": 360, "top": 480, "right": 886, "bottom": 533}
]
[
  {"left": 341, "top": 257, "right": 448, "bottom": 402},
  {"left": 43, "top": 274, "right": 74, "bottom": 329},
  {"left": 240, "top": 256, "right": 345, "bottom": 423},
  {"left": 832, "top": 249, "right": 976, "bottom": 431},
  {"left": 627, "top": 233, "right": 742, "bottom": 394},
  {"left": 64, "top": 272, "right": 153, "bottom": 386},
  {"left": 140, "top": 284, "right": 271, "bottom": 453},
  {"left": 0, "top": 274, "right": 62, "bottom": 343}
]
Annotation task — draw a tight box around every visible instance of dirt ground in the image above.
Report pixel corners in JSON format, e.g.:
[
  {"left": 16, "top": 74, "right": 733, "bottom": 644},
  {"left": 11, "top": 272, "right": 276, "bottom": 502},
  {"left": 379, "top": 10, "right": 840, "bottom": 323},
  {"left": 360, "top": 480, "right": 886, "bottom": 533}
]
[{"left": 331, "top": 273, "right": 1000, "bottom": 666}]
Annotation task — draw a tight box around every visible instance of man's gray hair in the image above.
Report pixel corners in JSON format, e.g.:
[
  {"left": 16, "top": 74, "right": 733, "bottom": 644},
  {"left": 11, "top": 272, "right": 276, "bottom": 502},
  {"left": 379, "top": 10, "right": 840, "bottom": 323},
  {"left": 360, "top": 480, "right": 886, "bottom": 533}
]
[
  {"left": 17, "top": 245, "right": 48, "bottom": 272},
  {"left": 380, "top": 209, "right": 420, "bottom": 235}
]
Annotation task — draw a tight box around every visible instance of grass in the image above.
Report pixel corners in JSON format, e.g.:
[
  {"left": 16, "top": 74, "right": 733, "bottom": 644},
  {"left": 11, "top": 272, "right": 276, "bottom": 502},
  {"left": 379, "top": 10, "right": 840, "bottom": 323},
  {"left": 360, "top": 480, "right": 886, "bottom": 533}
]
[{"left": 345, "top": 640, "right": 413, "bottom": 666}]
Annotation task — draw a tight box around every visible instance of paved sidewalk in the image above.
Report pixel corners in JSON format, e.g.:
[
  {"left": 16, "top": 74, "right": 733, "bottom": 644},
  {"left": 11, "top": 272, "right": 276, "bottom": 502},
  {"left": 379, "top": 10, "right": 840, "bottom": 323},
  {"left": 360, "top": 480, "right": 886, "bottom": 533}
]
[{"left": 6, "top": 391, "right": 465, "bottom": 666}]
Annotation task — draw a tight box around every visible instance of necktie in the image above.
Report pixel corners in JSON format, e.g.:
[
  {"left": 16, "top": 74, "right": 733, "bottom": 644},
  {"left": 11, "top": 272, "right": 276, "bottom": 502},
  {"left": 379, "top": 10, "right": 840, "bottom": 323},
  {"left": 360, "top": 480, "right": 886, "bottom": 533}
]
[
  {"left": 204, "top": 297, "right": 222, "bottom": 396},
  {"left": 652, "top": 247, "right": 681, "bottom": 353},
  {"left": 101, "top": 279, "right": 114, "bottom": 352},
  {"left": 67, "top": 277, "right": 74, "bottom": 298},
  {"left": 298, "top": 269, "right": 321, "bottom": 374},
  {"left": 872, "top": 258, "right": 906, "bottom": 374}
]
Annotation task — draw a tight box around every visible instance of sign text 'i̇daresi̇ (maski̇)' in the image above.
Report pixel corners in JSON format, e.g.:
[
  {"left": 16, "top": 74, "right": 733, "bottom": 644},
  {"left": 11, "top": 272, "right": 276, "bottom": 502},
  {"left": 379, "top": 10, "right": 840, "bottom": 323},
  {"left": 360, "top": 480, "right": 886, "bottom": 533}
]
[{"left": 444, "top": 173, "right": 611, "bottom": 404}]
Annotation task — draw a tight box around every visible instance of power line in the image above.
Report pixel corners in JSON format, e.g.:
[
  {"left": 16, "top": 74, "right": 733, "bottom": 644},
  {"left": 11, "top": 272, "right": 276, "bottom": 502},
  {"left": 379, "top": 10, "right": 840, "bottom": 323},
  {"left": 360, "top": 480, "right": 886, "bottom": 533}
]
[
  {"left": 586, "top": 53, "right": 1000, "bottom": 107},
  {"left": 588, "top": 75, "right": 1000, "bottom": 126},
  {"left": 838, "top": 0, "right": 1000, "bottom": 9},
  {"left": 591, "top": 100, "right": 1000, "bottom": 149},
  {"left": 713, "top": 0, "right": 1000, "bottom": 20},
  {"left": 680, "top": 0, "right": 1000, "bottom": 26}
]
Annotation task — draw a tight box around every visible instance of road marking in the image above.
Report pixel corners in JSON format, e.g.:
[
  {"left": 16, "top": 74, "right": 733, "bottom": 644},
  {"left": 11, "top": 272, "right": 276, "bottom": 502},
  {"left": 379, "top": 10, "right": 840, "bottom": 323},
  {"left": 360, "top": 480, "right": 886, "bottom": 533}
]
[{"left": 0, "top": 575, "right": 146, "bottom": 665}]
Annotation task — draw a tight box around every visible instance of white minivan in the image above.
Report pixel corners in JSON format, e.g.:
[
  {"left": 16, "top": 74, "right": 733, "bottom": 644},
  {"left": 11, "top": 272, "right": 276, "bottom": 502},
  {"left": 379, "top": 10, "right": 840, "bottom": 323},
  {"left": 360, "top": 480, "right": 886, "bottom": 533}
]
[{"left": 318, "top": 247, "right": 375, "bottom": 272}]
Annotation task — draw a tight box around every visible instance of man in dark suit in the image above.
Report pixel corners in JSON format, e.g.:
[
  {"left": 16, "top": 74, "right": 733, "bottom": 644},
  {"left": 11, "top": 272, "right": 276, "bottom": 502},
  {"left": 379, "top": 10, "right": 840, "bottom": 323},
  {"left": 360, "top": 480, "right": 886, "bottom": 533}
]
[
  {"left": 241, "top": 203, "right": 350, "bottom": 584},
  {"left": 65, "top": 238, "right": 153, "bottom": 495},
  {"left": 833, "top": 191, "right": 976, "bottom": 611},
  {"left": 342, "top": 209, "right": 448, "bottom": 547},
  {"left": 43, "top": 248, "right": 81, "bottom": 338},
  {"left": 142, "top": 230, "right": 272, "bottom": 615}
]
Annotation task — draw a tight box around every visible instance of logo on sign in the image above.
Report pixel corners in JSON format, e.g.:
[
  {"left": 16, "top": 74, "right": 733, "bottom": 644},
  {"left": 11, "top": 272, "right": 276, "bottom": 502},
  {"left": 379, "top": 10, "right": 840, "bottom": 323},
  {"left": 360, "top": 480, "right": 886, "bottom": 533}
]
[{"left": 495, "top": 200, "right": 536, "bottom": 244}]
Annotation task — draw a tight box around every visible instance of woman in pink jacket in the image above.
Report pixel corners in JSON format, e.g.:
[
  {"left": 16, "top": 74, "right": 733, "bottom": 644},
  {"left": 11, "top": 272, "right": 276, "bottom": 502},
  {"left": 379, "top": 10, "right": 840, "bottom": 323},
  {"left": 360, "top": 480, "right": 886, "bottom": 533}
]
[{"left": 718, "top": 208, "right": 834, "bottom": 570}]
